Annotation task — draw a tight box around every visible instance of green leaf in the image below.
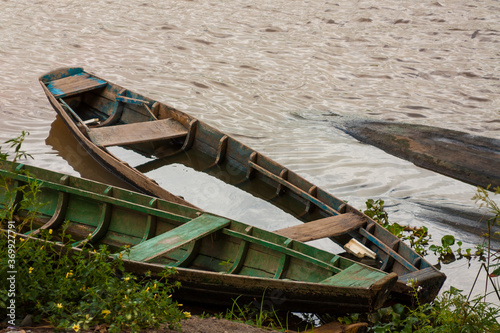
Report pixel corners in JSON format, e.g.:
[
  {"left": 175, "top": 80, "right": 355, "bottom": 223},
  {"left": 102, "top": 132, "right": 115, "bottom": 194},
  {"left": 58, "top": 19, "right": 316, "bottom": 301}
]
[
  {"left": 392, "top": 303, "right": 406, "bottom": 315},
  {"left": 441, "top": 235, "right": 455, "bottom": 247},
  {"left": 387, "top": 223, "right": 405, "bottom": 236},
  {"left": 490, "top": 267, "right": 500, "bottom": 277}
]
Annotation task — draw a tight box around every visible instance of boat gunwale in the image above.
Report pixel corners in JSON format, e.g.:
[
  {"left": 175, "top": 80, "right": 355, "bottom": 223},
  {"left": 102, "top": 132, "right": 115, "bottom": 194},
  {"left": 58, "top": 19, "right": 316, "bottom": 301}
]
[{"left": 1, "top": 160, "right": 390, "bottom": 285}]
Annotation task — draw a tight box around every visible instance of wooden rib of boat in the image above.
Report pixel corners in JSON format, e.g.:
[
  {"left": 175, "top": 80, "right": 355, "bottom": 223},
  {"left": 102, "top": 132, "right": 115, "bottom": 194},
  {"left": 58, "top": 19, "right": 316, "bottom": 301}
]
[
  {"left": 0, "top": 160, "right": 396, "bottom": 313},
  {"left": 39, "top": 67, "right": 446, "bottom": 304}
]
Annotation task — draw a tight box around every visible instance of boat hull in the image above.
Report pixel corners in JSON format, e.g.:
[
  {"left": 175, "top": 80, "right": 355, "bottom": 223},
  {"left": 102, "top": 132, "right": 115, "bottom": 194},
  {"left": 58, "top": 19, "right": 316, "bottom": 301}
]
[{"left": 0, "top": 160, "right": 396, "bottom": 313}]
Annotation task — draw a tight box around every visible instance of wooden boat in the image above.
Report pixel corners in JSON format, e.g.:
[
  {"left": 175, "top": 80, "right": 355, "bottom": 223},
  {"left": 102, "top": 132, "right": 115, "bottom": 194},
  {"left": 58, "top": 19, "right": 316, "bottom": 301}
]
[
  {"left": 0, "top": 159, "right": 396, "bottom": 313},
  {"left": 39, "top": 67, "right": 446, "bottom": 304}
]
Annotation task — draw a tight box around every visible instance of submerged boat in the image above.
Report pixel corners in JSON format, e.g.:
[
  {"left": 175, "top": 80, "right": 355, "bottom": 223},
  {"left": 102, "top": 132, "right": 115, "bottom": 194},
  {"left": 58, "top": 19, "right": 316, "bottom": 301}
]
[
  {"left": 39, "top": 67, "right": 446, "bottom": 304},
  {"left": 0, "top": 160, "right": 396, "bottom": 313}
]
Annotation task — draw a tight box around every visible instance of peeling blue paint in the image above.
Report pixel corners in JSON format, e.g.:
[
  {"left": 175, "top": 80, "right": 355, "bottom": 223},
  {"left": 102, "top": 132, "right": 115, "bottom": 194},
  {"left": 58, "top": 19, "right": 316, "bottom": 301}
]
[{"left": 45, "top": 72, "right": 107, "bottom": 98}]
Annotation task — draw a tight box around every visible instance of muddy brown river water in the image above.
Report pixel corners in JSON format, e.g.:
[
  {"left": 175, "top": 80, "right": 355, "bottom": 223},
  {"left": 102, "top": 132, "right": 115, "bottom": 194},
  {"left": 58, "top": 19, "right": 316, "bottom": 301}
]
[{"left": 1, "top": 0, "right": 499, "bottom": 303}]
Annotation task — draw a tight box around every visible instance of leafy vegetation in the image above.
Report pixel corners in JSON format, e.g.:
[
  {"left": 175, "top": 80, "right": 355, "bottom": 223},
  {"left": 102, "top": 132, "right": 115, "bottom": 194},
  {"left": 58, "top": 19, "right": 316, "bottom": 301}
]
[
  {"left": 472, "top": 185, "right": 500, "bottom": 279},
  {"left": 364, "top": 199, "right": 431, "bottom": 256},
  {"left": 0, "top": 133, "right": 189, "bottom": 332},
  {"left": 0, "top": 130, "right": 32, "bottom": 163},
  {"left": 363, "top": 198, "right": 486, "bottom": 263},
  {"left": 0, "top": 230, "right": 187, "bottom": 332},
  {"left": 372, "top": 285, "right": 500, "bottom": 332},
  {"left": 362, "top": 192, "right": 500, "bottom": 332}
]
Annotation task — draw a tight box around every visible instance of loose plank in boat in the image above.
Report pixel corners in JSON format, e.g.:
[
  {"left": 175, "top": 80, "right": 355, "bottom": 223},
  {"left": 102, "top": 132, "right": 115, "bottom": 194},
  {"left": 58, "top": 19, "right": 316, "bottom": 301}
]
[
  {"left": 87, "top": 118, "right": 188, "bottom": 147},
  {"left": 274, "top": 213, "right": 367, "bottom": 242},
  {"left": 125, "top": 214, "right": 230, "bottom": 262}
]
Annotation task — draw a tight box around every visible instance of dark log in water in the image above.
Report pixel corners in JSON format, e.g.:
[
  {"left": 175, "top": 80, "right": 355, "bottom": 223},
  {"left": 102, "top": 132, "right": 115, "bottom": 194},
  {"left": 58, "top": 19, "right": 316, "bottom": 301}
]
[{"left": 338, "top": 121, "right": 500, "bottom": 190}]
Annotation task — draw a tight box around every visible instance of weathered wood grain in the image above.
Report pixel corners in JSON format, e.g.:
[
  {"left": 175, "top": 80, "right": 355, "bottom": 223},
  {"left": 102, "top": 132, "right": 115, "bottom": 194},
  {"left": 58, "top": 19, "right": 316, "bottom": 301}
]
[
  {"left": 46, "top": 73, "right": 107, "bottom": 98},
  {"left": 274, "top": 213, "right": 367, "bottom": 242},
  {"left": 87, "top": 118, "right": 188, "bottom": 147},
  {"left": 125, "top": 214, "right": 230, "bottom": 262}
]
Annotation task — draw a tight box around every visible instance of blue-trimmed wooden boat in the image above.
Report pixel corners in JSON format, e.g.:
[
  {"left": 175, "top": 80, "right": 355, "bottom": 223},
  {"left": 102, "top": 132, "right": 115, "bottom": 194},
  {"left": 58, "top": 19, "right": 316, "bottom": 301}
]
[
  {"left": 0, "top": 160, "right": 396, "bottom": 313},
  {"left": 39, "top": 67, "right": 446, "bottom": 304}
]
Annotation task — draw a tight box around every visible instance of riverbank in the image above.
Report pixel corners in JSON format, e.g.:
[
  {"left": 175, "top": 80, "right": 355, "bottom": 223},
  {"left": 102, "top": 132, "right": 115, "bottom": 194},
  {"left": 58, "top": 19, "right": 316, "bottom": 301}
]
[
  {"left": 1, "top": 316, "right": 370, "bottom": 333},
  {"left": 0, "top": 317, "right": 272, "bottom": 333}
]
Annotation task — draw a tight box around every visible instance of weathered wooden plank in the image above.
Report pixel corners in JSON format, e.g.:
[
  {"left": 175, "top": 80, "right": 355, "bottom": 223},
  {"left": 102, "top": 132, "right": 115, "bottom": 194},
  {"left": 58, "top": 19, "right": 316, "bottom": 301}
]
[
  {"left": 125, "top": 214, "right": 230, "bottom": 262},
  {"left": 321, "top": 264, "right": 388, "bottom": 288},
  {"left": 46, "top": 72, "right": 107, "bottom": 98},
  {"left": 222, "top": 229, "right": 342, "bottom": 274},
  {"left": 87, "top": 118, "right": 188, "bottom": 147},
  {"left": 39, "top": 67, "right": 84, "bottom": 83},
  {"left": 274, "top": 213, "right": 367, "bottom": 242}
]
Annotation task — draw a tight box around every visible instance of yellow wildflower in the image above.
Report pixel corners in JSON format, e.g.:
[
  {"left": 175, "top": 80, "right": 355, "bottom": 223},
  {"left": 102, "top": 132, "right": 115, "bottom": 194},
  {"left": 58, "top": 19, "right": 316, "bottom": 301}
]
[
  {"left": 153, "top": 283, "right": 157, "bottom": 289},
  {"left": 48, "top": 229, "right": 53, "bottom": 234},
  {"left": 124, "top": 294, "right": 127, "bottom": 300},
  {"left": 29, "top": 267, "right": 34, "bottom": 274},
  {"left": 124, "top": 277, "right": 130, "bottom": 282},
  {"left": 72, "top": 323, "right": 80, "bottom": 332},
  {"left": 184, "top": 311, "right": 191, "bottom": 318},
  {"left": 66, "top": 270, "right": 73, "bottom": 278},
  {"left": 102, "top": 309, "right": 111, "bottom": 318},
  {"left": 56, "top": 303, "right": 63, "bottom": 309},
  {"left": 178, "top": 304, "right": 183, "bottom": 307}
]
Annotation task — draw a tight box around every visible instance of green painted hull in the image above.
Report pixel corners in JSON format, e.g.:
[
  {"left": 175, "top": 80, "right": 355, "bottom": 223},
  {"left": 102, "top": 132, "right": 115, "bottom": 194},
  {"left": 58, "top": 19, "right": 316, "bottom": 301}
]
[
  {"left": 39, "top": 67, "right": 445, "bottom": 304},
  {"left": 0, "top": 160, "right": 396, "bottom": 313}
]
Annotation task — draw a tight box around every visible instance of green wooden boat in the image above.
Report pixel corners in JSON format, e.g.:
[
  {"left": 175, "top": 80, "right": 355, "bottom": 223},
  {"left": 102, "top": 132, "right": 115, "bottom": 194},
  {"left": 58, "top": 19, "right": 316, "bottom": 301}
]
[
  {"left": 0, "top": 159, "right": 396, "bottom": 313},
  {"left": 39, "top": 67, "right": 446, "bottom": 304}
]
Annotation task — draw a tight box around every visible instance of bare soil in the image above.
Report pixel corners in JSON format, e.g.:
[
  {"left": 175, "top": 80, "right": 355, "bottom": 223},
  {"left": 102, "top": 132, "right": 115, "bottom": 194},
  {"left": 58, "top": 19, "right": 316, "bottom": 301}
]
[
  {"left": 1, "top": 317, "right": 273, "bottom": 333},
  {"left": 153, "top": 317, "right": 273, "bottom": 333}
]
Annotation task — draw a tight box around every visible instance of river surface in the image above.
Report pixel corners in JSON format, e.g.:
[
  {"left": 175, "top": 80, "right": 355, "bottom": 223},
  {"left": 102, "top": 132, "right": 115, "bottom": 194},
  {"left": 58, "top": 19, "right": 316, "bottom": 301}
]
[{"left": 1, "top": 0, "right": 499, "bottom": 303}]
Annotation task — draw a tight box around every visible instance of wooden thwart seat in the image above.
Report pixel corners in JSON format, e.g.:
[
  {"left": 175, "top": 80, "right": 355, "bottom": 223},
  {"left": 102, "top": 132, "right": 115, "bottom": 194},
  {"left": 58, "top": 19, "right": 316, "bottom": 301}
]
[
  {"left": 125, "top": 214, "right": 230, "bottom": 262},
  {"left": 87, "top": 118, "right": 188, "bottom": 147},
  {"left": 46, "top": 73, "right": 107, "bottom": 98},
  {"left": 274, "top": 213, "right": 367, "bottom": 242}
]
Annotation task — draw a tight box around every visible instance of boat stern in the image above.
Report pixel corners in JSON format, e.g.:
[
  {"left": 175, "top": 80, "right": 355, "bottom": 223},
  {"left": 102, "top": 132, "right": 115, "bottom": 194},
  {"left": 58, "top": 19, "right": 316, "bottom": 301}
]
[
  {"left": 370, "top": 272, "right": 399, "bottom": 310},
  {"left": 39, "top": 67, "right": 85, "bottom": 83}
]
